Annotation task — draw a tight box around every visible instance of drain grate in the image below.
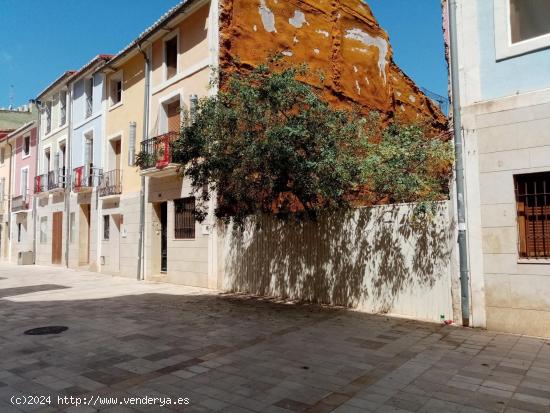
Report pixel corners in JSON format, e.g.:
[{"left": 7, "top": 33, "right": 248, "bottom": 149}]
[{"left": 24, "top": 326, "right": 68, "bottom": 336}]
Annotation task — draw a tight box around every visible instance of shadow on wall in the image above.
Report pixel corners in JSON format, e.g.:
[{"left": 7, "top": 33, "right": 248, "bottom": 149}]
[{"left": 222, "top": 202, "right": 455, "bottom": 320}]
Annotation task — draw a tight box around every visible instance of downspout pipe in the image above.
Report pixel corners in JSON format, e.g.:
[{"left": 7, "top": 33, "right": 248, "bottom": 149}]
[
  {"left": 32, "top": 103, "right": 41, "bottom": 264},
  {"left": 64, "top": 86, "right": 73, "bottom": 268},
  {"left": 448, "top": 0, "right": 470, "bottom": 327},
  {"left": 137, "top": 44, "right": 150, "bottom": 281}
]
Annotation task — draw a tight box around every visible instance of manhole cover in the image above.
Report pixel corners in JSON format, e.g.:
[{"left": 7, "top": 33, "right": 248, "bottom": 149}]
[{"left": 24, "top": 326, "right": 68, "bottom": 336}]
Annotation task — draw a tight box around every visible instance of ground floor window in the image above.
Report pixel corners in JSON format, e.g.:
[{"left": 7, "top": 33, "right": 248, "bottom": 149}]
[
  {"left": 174, "top": 197, "right": 195, "bottom": 239},
  {"left": 17, "top": 223, "right": 22, "bottom": 243},
  {"left": 515, "top": 172, "right": 550, "bottom": 258},
  {"left": 39, "top": 217, "right": 47, "bottom": 244},
  {"left": 69, "top": 212, "right": 76, "bottom": 243},
  {"left": 103, "top": 215, "right": 110, "bottom": 240}
]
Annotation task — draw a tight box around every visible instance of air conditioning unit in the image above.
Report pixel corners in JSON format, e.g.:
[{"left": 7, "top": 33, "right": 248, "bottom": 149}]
[{"left": 18, "top": 251, "right": 34, "bottom": 265}]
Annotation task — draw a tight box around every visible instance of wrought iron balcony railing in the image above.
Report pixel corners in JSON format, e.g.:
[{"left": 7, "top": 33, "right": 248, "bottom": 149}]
[
  {"left": 72, "top": 165, "right": 102, "bottom": 192},
  {"left": 35, "top": 168, "right": 66, "bottom": 193},
  {"left": 138, "top": 131, "right": 182, "bottom": 170},
  {"left": 98, "top": 169, "right": 122, "bottom": 197}
]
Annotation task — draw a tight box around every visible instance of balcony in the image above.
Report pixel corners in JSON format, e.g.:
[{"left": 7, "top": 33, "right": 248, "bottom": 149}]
[
  {"left": 12, "top": 195, "right": 29, "bottom": 212},
  {"left": 35, "top": 169, "right": 66, "bottom": 194},
  {"left": 72, "top": 165, "right": 102, "bottom": 193},
  {"left": 98, "top": 169, "right": 122, "bottom": 197},
  {"left": 138, "top": 131, "right": 183, "bottom": 177}
]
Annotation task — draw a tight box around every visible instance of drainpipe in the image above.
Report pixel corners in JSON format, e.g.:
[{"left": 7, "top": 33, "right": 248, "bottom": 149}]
[
  {"left": 448, "top": 0, "right": 470, "bottom": 327},
  {"left": 32, "top": 103, "right": 41, "bottom": 264},
  {"left": 64, "top": 86, "right": 73, "bottom": 268},
  {"left": 137, "top": 44, "right": 150, "bottom": 281}
]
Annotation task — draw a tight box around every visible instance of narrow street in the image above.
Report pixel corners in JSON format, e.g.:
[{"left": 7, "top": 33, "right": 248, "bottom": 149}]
[{"left": 0, "top": 265, "right": 549, "bottom": 412}]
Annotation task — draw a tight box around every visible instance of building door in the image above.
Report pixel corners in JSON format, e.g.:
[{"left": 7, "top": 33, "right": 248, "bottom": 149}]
[
  {"left": 79, "top": 204, "right": 90, "bottom": 265},
  {"left": 160, "top": 202, "right": 167, "bottom": 273},
  {"left": 166, "top": 100, "right": 180, "bottom": 133},
  {"left": 52, "top": 212, "right": 63, "bottom": 264}
]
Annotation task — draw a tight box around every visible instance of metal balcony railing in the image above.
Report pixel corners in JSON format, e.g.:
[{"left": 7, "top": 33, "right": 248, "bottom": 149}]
[
  {"left": 72, "top": 165, "right": 102, "bottom": 192},
  {"left": 98, "top": 169, "right": 122, "bottom": 197},
  {"left": 138, "top": 131, "right": 182, "bottom": 170},
  {"left": 12, "top": 194, "right": 29, "bottom": 212},
  {"left": 35, "top": 168, "right": 66, "bottom": 193}
]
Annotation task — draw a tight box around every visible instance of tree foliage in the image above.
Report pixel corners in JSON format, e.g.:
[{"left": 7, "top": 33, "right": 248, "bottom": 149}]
[{"left": 173, "top": 61, "right": 453, "bottom": 225}]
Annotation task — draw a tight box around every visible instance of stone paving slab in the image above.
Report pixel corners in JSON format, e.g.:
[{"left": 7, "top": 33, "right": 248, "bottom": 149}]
[{"left": 0, "top": 264, "right": 549, "bottom": 412}]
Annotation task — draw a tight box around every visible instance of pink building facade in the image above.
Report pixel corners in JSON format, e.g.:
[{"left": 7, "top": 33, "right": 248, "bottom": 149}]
[{"left": 9, "top": 122, "right": 37, "bottom": 262}]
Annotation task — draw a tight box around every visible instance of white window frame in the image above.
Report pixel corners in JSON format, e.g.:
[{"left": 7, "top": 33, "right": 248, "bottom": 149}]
[
  {"left": 42, "top": 144, "right": 52, "bottom": 174},
  {"left": 162, "top": 28, "right": 180, "bottom": 82},
  {"left": 20, "top": 166, "right": 29, "bottom": 197},
  {"left": 494, "top": 0, "right": 550, "bottom": 60},
  {"left": 84, "top": 77, "right": 94, "bottom": 118},
  {"left": 109, "top": 70, "right": 124, "bottom": 108},
  {"left": 22, "top": 134, "right": 31, "bottom": 159},
  {"left": 158, "top": 90, "right": 183, "bottom": 134},
  {"left": 59, "top": 90, "right": 67, "bottom": 126}
]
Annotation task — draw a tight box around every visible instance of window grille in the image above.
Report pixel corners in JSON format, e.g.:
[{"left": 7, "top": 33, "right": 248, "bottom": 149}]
[
  {"left": 174, "top": 197, "right": 195, "bottom": 239},
  {"left": 515, "top": 172, "right": 550, "bottom": 258}
]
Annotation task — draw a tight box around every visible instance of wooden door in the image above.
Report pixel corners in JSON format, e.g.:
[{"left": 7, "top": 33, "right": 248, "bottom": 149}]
[
  {"left": 160, "top": 202, "right": 167, "bottom": 273},
  {"left": 52, "top": 212, "right": 63, "bottom": 264},
  {"left": 167, "top": 101, "right": 180, "bottom": 133}
]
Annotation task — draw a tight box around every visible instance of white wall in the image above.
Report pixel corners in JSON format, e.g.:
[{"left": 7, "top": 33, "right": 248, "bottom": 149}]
[{"left": 218, "top": 202, "right": 456, "bottom": 323}]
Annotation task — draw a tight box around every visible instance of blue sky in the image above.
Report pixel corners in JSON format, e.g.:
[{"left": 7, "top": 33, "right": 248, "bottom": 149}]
[{"left": 0, "top": 0, "right": 447, "bottom": 108}]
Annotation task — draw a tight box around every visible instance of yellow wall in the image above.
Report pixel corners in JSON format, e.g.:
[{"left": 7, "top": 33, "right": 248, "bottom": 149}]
[
  {"left": 105, "top": 53, "right": 145, "bottom": 194},
  {"left": 149, "top": 3, "right": 212, "bottom": 136}
]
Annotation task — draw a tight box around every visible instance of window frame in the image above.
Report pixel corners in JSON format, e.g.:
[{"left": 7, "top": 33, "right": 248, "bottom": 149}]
[
  {"left": 40, "top": 216, "right": 48, "bottom": 244},
  {"left": 109, "top": 70, "right": 124, "bottom": 108},
  {"left": 59, "top": 90, "right": 67, "bottom": 126},
  {"left": 103, "top": 215, "right": 110, "bottom": 241},
  {"left": 174, "top": 197, "right": 196, "bottom": 240},
  {"left": 514, "top": 172, "right": 550, "bottom": 259},
  {"left": 494, "top": 0, "right": 550, "bottom": 60},
  {"left": 162, "top": 29, "right": 180, "bottom": 82},
  {"left": 23, "top": 135, "right": 31, "bottom": 158}
]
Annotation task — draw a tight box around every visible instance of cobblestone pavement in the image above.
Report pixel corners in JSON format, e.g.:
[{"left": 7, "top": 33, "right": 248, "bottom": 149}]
[{"left": 1, "top": 265, "right": 550, "bottom": 413}]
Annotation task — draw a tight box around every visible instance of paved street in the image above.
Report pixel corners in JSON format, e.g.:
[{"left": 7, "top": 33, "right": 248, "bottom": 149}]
[{"left": 0, "top": 265, "right": 549, "bottom": 412}]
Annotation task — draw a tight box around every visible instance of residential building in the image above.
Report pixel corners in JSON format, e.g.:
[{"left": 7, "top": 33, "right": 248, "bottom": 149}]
[
  {"left": 8, "top": 120, "right": 38, "bottom": 263},
  {"left": 100, "top": 50, "right": 146, "bottom": 277},
  {"left": 0, "top": 107, "right": 34, "bottom": 260},
  {"left": 67, "top": 55, "right": 112, "bottom": 271},
  {"left": 34, "top": 72, "right": 74, "bottom": 266},
  {"left": 448, "top": 0, "right": 550, "bottom": 336}
]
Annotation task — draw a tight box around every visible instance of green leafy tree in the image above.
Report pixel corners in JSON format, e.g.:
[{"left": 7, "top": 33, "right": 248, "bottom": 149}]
[{"left": 172, "top": 61, "right": 452, "bottom": 225}]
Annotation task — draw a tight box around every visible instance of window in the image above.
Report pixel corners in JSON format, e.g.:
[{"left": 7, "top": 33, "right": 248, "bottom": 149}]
[
  {"left": 45, "top": 101, "right": 52, "bottom": 134},
  {"left": 44, "top": 148, "right": 51, "bottom": 173},
  {"left": 103, "top": 215, "right": 110, "bottom": 240},
  {"left": 495, "top": 0, "right": 550, "bottom": 59},
  {"left": 510, "top": 0, "right": 550, "bottom": 44},
  {"left": 59, "top": 90, "right": 67, "bottom": 126},
  {"left": 174, "top": 197, "right": 195, "bottom": 239},
  {"left": 21, "top": 169, "right": 28, "bottom": 197},
  {"left": 110, "top": 72, "right": 123, "bottom": 106},
  {"left": 40, "top": 216, "right": 47, "bottom": 244},
  {"left": 69, "top": 212, "right": 76, "bottom": 243},
  {"left": 164, "top": 34, "right": 178, "bottom": 80},
  {"left": 23, "top": 135, "right": 30, "bottom": 157},
  {"left": 515, "top": 172, "right": 550, "bottom": 258},
  {"left": 0, "top": 148, "right": 4, "bottom": 164},
  {"left": 17, "top": 223, "right": 21, "bottom": 243},
  {"left": 85, "top": 77, "right": 93, "bottom": 118}
]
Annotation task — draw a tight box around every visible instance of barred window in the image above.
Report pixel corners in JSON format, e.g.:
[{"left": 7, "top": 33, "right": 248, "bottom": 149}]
[
  {"left": 174, "top": 197, "right": 195, "bottom": 239},
  {"left": 103, "top": 215, "right": 110, "bottom": 241},
  {"left": 515, "top": 172, "right": 550, "bottom": 258}
]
